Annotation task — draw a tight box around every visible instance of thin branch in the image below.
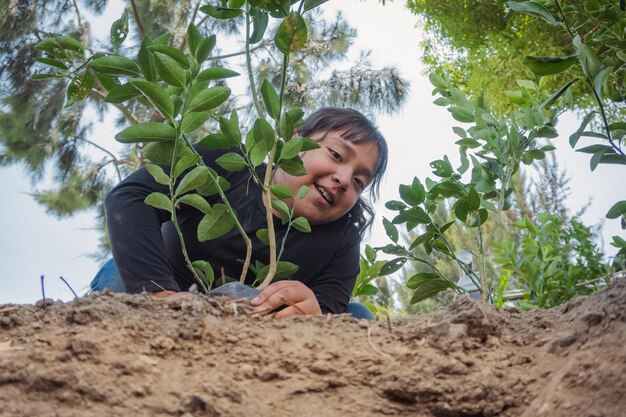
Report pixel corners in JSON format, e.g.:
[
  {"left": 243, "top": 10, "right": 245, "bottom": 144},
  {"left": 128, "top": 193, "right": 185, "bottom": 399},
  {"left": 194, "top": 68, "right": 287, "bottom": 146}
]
[
  {"left": 245, "top": 4, "right": 264, "bottom": 117},
  {"left": 206, "top": 41, "right": 267, "bottom": 61},
  {"left": 129, "top": 0, "right": 145, "bottom": 39},
  {"left": 74, "top": 136, "right": 123, "bottom": 181},
  {"left": 90, "top": 87, "right": 140, "bottom": 125},
  {"left": 71, "top": 0, "right": 82, "bottom": 28}
]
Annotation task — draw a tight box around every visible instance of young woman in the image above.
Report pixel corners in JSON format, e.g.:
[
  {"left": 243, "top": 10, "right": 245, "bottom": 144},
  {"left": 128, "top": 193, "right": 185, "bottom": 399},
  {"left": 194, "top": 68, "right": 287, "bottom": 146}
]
[{"left": 91, "top": 107, "right": 388, "bottom": 318}]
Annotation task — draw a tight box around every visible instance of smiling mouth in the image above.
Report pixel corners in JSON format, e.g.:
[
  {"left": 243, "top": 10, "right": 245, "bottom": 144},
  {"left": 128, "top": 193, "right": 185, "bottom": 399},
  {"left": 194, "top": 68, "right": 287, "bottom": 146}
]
[{"left": 315, "top": 184, "right": 333, "bottom": 205}]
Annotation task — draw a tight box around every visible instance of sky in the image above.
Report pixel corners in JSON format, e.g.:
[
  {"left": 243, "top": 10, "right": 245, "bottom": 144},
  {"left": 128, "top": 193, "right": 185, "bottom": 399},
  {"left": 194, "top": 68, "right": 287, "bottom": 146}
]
[{"left": 0, "top": 0, "right": 623, "bottom": 304}]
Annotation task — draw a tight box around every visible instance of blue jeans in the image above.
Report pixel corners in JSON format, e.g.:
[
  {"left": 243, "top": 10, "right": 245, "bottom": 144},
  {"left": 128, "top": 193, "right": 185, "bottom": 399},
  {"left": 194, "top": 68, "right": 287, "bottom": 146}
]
[{"left": 91, "top": 258, "right": 374, "bottom": 320}]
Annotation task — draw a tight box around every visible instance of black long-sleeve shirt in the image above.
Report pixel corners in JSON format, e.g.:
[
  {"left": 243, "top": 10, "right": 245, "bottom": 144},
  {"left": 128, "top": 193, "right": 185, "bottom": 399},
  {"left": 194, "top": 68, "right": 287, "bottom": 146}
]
[{"left": 104, "top": 146, "right": 360, "bottom": 314}]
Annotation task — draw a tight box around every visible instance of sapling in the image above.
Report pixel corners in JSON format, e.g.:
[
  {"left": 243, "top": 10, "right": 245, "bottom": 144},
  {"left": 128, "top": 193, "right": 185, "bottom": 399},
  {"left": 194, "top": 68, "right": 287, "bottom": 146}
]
[
  {"left": 32, "top": 1, "right": 330, "bottom": 295},
  {"left": 378, "top": 73, "right": 565, "bottom": 304}
]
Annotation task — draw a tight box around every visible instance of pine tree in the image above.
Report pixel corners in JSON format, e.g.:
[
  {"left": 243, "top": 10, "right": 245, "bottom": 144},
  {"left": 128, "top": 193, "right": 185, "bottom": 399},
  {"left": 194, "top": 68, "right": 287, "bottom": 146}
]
[{"left": 0, "top": 0, "right": 408, "bottom": 255}]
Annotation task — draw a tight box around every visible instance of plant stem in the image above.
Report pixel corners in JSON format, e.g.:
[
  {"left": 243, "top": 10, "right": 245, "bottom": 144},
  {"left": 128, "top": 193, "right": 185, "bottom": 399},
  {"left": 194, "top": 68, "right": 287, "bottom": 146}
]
[
  {"left": 206, "top": 42, "right": 267, "bottom": 61},
  {"left": 245, "top": 3, "right": 264, "bottom": 118},
  {"left": 257, "top": 52, "right": 291, "bottom": 290},
  {"left": 74, "top": 136, "right": 123, "bottom": 181}
]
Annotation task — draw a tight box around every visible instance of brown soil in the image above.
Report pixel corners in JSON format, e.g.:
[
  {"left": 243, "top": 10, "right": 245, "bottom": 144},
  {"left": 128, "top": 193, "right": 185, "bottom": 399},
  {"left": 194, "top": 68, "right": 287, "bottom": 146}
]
[{"left": 1, "top": 280, "right": 625, "bottom": 417}]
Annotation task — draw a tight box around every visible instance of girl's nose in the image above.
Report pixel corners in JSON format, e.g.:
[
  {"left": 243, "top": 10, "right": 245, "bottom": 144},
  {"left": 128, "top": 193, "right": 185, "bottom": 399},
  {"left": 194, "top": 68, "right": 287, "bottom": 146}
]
[{"left": 332, "top": 167, "right": 350, "bottom": 191}]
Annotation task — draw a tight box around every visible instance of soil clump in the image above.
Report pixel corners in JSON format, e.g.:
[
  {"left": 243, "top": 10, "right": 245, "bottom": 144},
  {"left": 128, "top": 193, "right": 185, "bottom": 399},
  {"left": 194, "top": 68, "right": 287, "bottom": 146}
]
[{"left": 1, "top": 280, "right": 625, "bottom": 417}]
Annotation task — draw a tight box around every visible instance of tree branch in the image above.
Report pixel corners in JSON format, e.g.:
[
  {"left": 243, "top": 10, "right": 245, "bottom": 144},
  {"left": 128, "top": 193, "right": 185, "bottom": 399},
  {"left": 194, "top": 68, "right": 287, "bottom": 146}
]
[{"left": 129, "top": 0, "right": 145, "bottom": 39}]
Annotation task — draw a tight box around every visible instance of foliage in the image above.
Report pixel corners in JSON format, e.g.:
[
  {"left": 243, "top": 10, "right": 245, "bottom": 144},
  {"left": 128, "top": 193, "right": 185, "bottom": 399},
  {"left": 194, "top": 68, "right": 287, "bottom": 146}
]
[
  {"left": 0, "top": 0, "right": 408, "bottom": 258},
  {"left": 406, "top": 0, "right": 626, "bottom": 120},
  {"left": 493, "top": 213, "right": 609, "bottom": 309},
  {"left": 23, "top": 0, "right": 407, "bottom": 292},
  {"left": 378, "top": 72, "right": 561, "bottom": 304}
]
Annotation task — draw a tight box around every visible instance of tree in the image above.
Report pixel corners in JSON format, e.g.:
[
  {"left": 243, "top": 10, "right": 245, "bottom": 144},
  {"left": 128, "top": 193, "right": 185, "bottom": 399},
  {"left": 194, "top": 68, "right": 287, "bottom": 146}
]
[
  {"left": 0, "top": 0, "right": 408, "bottom": 256},
  {"left": 406, "top": 0, "right": 625, "bottom": 119}
]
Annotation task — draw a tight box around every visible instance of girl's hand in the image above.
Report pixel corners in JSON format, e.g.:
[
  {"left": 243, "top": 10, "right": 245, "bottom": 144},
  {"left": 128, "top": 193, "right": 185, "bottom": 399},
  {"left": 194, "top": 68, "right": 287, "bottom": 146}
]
[{"left": 251, "top": 281, "right": 322, "bottom": 318}]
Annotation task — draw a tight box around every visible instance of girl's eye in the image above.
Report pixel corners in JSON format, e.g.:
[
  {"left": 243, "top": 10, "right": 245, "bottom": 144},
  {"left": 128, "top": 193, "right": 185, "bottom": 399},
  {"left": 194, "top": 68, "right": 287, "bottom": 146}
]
[
  {"left": 329, "top": 149, "right": 342, "bottom": 162},
  {"left": 355, "top": 178, "right": 365, "bottom": 191}
]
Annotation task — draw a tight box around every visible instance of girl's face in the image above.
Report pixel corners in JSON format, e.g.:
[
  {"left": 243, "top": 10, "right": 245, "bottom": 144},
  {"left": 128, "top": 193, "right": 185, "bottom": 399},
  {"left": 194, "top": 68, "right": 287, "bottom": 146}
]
[{"left": 273, "top": 128, "right": 380, "bottom": 225}]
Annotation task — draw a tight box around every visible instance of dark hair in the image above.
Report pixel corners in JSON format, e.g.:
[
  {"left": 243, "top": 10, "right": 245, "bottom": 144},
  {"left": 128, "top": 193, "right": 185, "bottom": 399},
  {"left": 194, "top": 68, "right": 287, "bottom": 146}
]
[{"left": 295, "top": 107, "right": 388, "bottom": 237}]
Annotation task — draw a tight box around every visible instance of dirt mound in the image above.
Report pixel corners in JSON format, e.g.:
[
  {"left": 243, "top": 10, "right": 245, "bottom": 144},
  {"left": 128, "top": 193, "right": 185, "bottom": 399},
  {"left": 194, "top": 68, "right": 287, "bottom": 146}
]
[{"left": 1, "top": 280, "right": 624, "bottom": 417}]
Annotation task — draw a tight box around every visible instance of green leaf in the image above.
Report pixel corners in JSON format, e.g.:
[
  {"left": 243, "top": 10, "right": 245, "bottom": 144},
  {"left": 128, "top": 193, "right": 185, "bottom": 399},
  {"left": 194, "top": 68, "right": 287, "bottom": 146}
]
[
  {"left": 384, "top": 200, "right": 406, "bottom": 211},
  {"left": 88, "top": 56, "right": 140, "bottom": 77},
  {"left": 430, "top": 158, "right": 453, "bottom": 177},
  {"left": 398, "top": 206, "right": 432, "bottom": 225},
  {"left": 176, "top": 166, "right": 209, "bottom": 196},
  {"left": 115, "top": 122, "right": 176, "bottom": 143},
  {"left": 173, "top": 154, "right": 200, "bottom": 179},
  {"left": 154, "top": 52, "right": 187, "bottom": 87},
  {"left": 397, "top": 185, "right": 417, "bottom": 206},
  {"left": 274, "top": 12, "right": 308, "bottom": 54},
  {"left": 219, "top": 111, "right": 241, "bottom": 145},
  {"left": 523, "top": 55, "right": 576, "bottom": 76},
  {"left": 248, "top": 118, "right": 273, "bottom": 167},
  {"left": 593, "top": 67, "right": 612, "bottom": 99},
  {"left": 540, "top": 78, "right": 579, "bottom": 109},
  {"left": 142, "top": 141, "right": 194, "bottom": 165},
  {"left": 104, "top": 83, "right": 141, "bottom": 103},
  {"left": 610, "top": 236, "right": 626, "bottom": 248},
  {"left": 180, "top": 111, "right": 212, "bottom": 134},
  {"left": 467, "top": 187, "right": 481, "bottom": 211},
  {"left": 279, "top": 158, "right": 307, "bottom": 176},
  {"left": 506, "top": 1, "right": 560, "bottom": 25},
  {"left": 198, "top": 133, "right": 232, "bottom": 150},
  {"left": 256, "top": 228, "right": 270, "bottom": 245},
  {"left": 300, "top": 137, "right": 320, "bottom": 151},
  {"left": 428, "top": 72, "right": 448, "bottom": 89},
  {"left": 147, "top": 45, "right": 190, "bottom": 69},
  {"left": 454, "top": 201, "right": 468, "bottom": 222},
  {"left": 137, "top": 36, "right": 157, "bottom": 82},
  {"left": 197, "top": 67, "right": 240, "bottom": 81},
  {"left": 144, "top": 192, "right": 173, "bottom": 213},
  {"left": 130, "top": 81, "right": 174, "bottom": 120},
  {"left": 187, "top": 86, "right": 231, "bottom": 112},
  {"left": 408, "top": 274, "right": 455, "bottom": 304},
  {"left": 197, "top": 173, "right": 230, "bottom": 197},
  {"left": 292, "top": 216, "right": 311, "bottom": 233},
  {"left": 261, "top": 80, "right": 280, "bottom": 120},
  {"left": 379, "top": 257, "right": 407, "bottom": 276},
  {"left": 449, "top": 107, "right": 474, "bottom": 123},
  {"left": 200, "top": 4, "right": 244, "bottom": 19},
  {"left": 409, "top": 232, "right": 435, "bottom": 250},
  {"left": 198, "top": 204, "right": 235, "bottom": 241},
  {"left": 178, "top": 194, "right": 211, "bottom": 214},
  {"left": 456, "top": 138, "right": 480, "bottom": 149},
  {"left": 215, "top": 152, "right": 246, "bottom": 172},
  {"left": 192, "top": 260, "right": 214, "bottom": 288},
  {"left": 33, "top": 57, "right": 68, "bottom": 70},
  {"left": 383, "top": 217, "right": 398, "bottom": 243},
  {"left": 145, "top": 164, "right": 169, "bottom": 185},
  {"left": 569, "top": 112, "right": 596, "bottom": 147},
  {"left": 186, "top": 22, "right": 201, "bottom": 57},
  {"left": 364, "top": 245, "right": 376, "bottom": 263},
  {"left": 576, "top": 144, "right": 613, "bottom": 154},
  {"left": 431, "top": 181, "right": 464, "bottom": 198},
  {"left": 279, "top": 137, "right": 303, "bottom": 161},
  {"left": 573, "top": 35, "right": 601, "bottom": 79},
  {"left": 270, "top": 185, "right": 293, "bottom": 199},
  {"left": 36, "top": 35, "right": 84, "bottom": 56},
  {"left": 271, "top": 198, "right": 291, "bottom": 218},
  {"left": 110, "top": 9, "right": 129, "bottom": 50},
  {"left": 66, "top": 70, "right": 94, "bottom": 106},
  {"left": 256, "top": 261, "right": 299, "bottom": 281},
  {"left": 297, "top": 185, "right": 309, "bottom": 199},
  {"left": 355, "top": 284, "right": 378, "bottom": 297},
  {"left": 606, "top": 201, "right": 626, "bottom": 219},
  {"left": 195, "top": 35, "right": 216, "bottom": 63},
  {"left": 303, "top": 0, "right": 330, "bottom": 12},
  {"left": 249, "top": 9, "right": 269, "bottom": 44}
]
